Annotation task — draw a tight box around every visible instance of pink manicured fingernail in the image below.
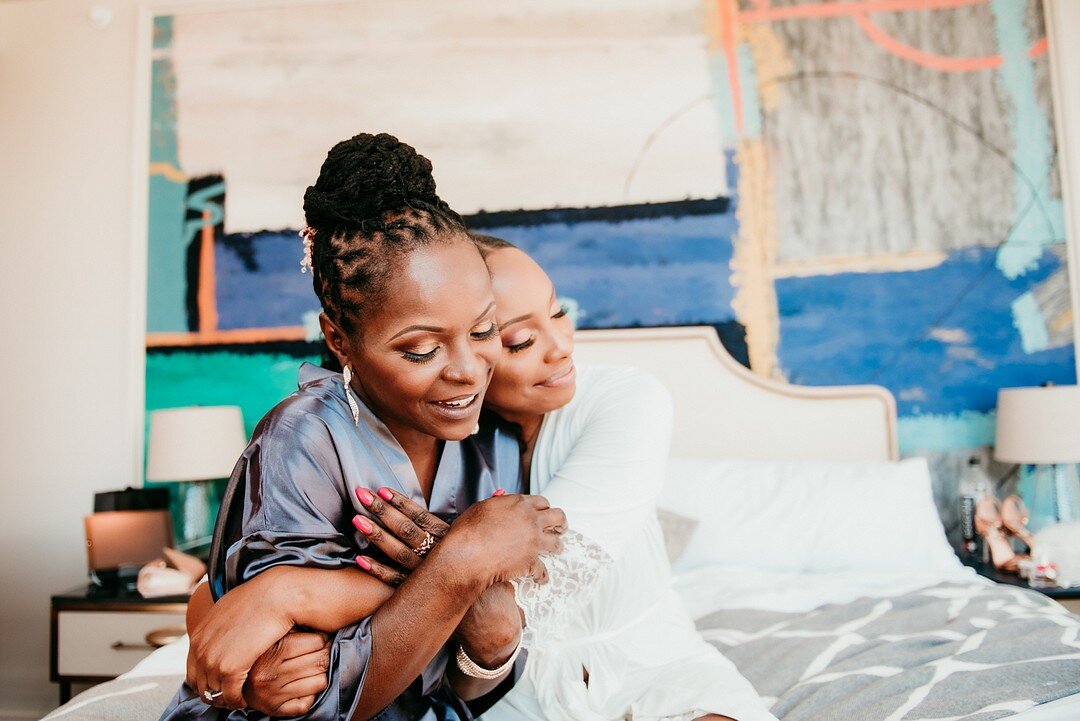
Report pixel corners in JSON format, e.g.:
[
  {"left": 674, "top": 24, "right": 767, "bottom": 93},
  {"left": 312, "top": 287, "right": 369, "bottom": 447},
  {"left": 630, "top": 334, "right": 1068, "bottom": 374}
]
[
  {"left": 356, "top": 488, "right": 374, "bottom": 506},
  {"left": 352, "top": 516, "right": 373, "bottom": 534},
  {"left": 492, "top": 488, "right": 506, "bottom": 497},
  {"left": 355, "top": 556, "right": 371, "bottom": 570},
  {"left": 378, "top": 488, "right": 394, "bottom": 501}
]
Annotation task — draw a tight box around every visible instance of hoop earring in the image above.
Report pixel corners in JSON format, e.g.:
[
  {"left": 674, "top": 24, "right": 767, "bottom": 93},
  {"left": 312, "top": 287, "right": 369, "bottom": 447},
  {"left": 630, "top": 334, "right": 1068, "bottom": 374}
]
[{"left": 342, "top": 364, "right": 361, "bottom": 427}]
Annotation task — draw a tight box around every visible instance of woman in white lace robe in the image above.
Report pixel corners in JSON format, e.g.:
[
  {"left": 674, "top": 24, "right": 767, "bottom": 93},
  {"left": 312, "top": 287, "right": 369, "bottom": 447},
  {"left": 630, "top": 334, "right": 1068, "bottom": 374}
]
[{"left": 469, "top": 237, "right": 778, "bottom": 721}]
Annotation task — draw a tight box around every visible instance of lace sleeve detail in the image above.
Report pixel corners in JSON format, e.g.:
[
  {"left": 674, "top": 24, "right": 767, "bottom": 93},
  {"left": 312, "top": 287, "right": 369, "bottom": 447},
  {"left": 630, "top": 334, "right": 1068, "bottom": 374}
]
[{"left": 511, "top": 529, "right": 613, "bottom": 648}]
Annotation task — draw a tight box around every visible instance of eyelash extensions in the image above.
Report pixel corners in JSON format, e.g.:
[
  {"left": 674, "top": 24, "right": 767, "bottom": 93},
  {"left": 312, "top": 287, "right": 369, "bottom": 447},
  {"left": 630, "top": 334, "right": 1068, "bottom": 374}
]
[
  {"left": 507, "top": 306, "right": 569, "bottom": 353},
  {"left": 401, "top": 322, "right": 498, "bottom": 363}
]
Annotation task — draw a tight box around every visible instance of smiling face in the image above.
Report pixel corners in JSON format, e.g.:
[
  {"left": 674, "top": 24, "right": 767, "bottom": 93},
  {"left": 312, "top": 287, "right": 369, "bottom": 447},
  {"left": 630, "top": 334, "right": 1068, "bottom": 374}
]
[
  {"left": 322, "top": 238, "right": 500, "bottom": 445},
  {"left": 482, "top": 247, "right": 576, "bottom": 425}
]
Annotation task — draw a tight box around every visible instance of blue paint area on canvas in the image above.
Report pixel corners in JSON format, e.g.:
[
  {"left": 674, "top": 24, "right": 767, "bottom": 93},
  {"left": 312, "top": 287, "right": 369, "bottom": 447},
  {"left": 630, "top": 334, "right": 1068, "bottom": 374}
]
[
  {"left": 215, "top": 231, "right": 320, "bottom": 329},
  {"left": 775, "top": 245, "right": 1077, "bottom": 417},
  {"left": 478, "top": 213, "right": 738, "bottom": 329},
  {"left": 213, "top": 213, "right": 740, "bottom": 332}
]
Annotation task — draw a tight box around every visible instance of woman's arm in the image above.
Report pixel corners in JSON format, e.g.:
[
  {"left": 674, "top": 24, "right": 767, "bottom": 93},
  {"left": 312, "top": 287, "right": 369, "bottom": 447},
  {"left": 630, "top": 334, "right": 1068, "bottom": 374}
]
[
  {"left": 188, "top": 580, "right": 335, "bottom": 717},
  {"left": 192, "top": 494, "right": 564, "bottom": 720},
  {"left": 354, "top": 489, "right": 526, "bottom": 701},
  {"left": 188, "top": 565, "right": 393, "bottom": 638},
  {"left": 346, "top": 494, "right": 563, "bottom": 721}
]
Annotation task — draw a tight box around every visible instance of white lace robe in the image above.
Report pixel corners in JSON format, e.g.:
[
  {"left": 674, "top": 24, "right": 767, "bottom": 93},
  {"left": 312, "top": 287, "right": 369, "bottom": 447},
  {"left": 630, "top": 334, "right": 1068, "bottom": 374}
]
[{"left": 481, "top": 365, "right": 777, "bottom": 721}]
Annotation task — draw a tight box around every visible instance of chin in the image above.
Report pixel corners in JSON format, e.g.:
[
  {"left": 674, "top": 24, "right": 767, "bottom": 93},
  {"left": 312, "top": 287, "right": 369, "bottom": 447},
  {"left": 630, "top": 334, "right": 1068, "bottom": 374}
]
[
  {"left": 428, "top": 416, "right": 480, "bottom": 442},
  {"left": 538, "top": 382, "right": 576, "bottom": 413}
]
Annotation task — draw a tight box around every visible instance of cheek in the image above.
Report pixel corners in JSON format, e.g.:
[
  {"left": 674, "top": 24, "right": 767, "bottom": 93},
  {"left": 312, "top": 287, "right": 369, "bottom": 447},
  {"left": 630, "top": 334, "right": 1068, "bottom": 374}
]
[
  {"left": 477, "top": 341, "right": 502, "bottom": 372},
  {"left": 372, "top": 359, "right": 438, "bottom": 408},
  {"left": 489, "top": 357, "right": 532, "bottom": 402}
]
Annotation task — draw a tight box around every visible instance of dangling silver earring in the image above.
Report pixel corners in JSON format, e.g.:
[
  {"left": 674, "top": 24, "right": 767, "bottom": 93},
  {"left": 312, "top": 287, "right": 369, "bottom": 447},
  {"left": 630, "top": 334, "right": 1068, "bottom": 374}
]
[{"left": 343, "top": 364, "right": 360, "bottom": 427}]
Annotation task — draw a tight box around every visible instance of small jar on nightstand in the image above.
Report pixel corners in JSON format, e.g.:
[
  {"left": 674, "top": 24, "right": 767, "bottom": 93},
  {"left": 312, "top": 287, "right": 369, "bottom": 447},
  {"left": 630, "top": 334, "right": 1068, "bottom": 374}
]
[
  {"left": 50, "top": 584, "right": 188, "bottom": 704},
  {"left": 963, "top": 558, "right": 1080, "bottom": 615}
]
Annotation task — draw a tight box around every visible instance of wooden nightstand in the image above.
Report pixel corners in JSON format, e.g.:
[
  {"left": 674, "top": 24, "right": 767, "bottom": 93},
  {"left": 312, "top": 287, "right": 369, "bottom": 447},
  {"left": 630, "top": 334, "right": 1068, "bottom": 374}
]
[
  {"left": 964, "top": 558, "right": 1080, "bottom": 614},
  {"left": 50, "top": 584, "right": 189, "bottom": 704}
]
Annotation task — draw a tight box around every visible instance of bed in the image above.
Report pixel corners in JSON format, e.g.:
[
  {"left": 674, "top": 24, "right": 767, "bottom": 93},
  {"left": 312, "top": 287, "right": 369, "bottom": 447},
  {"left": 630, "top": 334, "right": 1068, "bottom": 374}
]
[{"left": 42, "top": 326, "right": 1080, "bottom": 721}]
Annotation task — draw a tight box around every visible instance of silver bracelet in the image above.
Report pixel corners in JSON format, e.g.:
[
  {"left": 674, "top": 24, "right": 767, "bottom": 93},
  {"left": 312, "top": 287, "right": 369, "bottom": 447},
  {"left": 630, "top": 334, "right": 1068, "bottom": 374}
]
[{"left": 454, "top": 633, "right": 523, "bottom": 680}]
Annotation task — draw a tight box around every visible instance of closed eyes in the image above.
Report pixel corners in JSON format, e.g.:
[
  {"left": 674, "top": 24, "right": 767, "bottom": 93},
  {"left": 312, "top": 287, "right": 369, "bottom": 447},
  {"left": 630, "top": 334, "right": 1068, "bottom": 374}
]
[{"left": 402, "top": 322, "right": 497, "bottom": 363}]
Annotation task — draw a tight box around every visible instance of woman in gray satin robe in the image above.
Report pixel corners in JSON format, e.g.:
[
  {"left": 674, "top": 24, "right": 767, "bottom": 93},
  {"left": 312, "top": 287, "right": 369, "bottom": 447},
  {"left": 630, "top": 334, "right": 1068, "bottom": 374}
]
[{"left": 160, "top": 133, "right": 564, "bottom": 721}]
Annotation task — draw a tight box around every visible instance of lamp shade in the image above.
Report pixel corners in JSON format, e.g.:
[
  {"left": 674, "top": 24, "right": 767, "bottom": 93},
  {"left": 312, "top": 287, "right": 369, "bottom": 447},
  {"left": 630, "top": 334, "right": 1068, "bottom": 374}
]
[
  {"left": 995, "top": 386, "right": 1080, "bottom": 464},
  {"left": 145, "top": 406, "right": 247, "bottom": 482}
]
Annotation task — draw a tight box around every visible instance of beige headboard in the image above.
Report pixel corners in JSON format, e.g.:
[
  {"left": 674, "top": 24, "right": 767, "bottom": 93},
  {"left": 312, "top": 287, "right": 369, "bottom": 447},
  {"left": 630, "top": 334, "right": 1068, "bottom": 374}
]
[{"left": 572, "top": 326, "right": 898, "bottom": 462}]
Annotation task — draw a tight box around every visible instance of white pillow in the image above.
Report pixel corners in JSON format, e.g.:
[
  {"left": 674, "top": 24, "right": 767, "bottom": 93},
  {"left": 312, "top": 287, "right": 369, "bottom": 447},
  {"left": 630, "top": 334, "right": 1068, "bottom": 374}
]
[{"left": 660, "top": 457, "right": 963, "bottom": 575}]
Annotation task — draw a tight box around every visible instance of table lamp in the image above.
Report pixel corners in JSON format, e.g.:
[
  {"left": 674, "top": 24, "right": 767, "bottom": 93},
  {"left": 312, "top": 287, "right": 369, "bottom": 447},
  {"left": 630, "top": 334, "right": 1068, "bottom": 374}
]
[
  {"left": 995, "top": 385, "right": 1080, "bottom": 533},
  {"left": 145, "top": 405, "right": 246, "bottom": 546}
]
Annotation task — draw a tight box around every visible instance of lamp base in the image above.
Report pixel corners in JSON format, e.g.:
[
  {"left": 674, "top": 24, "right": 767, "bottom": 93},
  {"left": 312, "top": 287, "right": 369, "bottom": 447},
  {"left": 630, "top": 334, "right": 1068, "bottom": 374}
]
[
  {"left": 178, "top": 480, "right": 215, "bottom": 547},
  {"left": 1020, "top": 463, "right": 1080, "bottom": 533}
]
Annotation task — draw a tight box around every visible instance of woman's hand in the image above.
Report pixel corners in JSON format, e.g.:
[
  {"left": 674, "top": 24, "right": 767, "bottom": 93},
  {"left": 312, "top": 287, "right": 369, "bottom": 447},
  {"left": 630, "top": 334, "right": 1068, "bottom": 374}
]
[
  {"left": 352, "top": 487, "right": 450, "bottom": 576},
  {"left": 243, "top": 630, "right": 332, "bottom": 716},
  {"left": 451, "top": 493, "right": 567, "bottom": 585},
  {"left": 356, "top": 490, "right": 566, "bottom": 586},
  {"left": 186, "top": 570, "right": 297, "bottom": 710}
]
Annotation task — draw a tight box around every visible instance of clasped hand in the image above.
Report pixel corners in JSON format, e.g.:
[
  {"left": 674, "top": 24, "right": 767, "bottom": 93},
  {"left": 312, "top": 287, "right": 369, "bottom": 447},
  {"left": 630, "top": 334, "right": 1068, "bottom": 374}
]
[
  {"left": 352, "top": 487, "right": 566, "bottom": 587},
  {"left": 353, "top": 488, "right": 566, "bottom": 661},
  {"left": 188, "top": 489, "right": 566, "bottom": 712}
]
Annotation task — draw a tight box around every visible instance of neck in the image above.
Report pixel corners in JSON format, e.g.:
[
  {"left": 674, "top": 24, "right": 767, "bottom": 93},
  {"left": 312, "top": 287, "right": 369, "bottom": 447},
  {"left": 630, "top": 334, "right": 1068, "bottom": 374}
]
[
  {"left": 502, "top": 410, "right": 543, "bottom": 450},
  {"left": 499, "top": 411, "right": 544, "bottom": 486},
  {"left": 385, "top": 422, "right": 443, "bottom": 502}
]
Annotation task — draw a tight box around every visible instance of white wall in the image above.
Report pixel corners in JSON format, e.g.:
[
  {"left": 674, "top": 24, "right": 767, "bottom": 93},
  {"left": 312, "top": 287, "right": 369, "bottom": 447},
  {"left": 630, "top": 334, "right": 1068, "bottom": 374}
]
[
  {"left": 0, "top": 1, "right": 142, "bottom": 716},
  {"left": 1, "top": 1, "right": 1079, "bottom": 718}
]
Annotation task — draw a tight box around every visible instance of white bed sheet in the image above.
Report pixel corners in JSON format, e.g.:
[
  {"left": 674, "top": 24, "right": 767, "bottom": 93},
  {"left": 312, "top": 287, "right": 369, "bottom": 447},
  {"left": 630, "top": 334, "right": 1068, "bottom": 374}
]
[
  {"left": 123, "top": 636, "right": 187, "bottom": 679},
  {"left": 671, "top": 564, "right": 1080, "bottom": 721}
]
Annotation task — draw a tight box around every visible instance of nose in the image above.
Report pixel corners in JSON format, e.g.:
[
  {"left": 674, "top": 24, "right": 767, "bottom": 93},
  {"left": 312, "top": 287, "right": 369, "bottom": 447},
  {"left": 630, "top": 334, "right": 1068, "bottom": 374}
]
[
  {"left": 443, "top": 342, "right": 484, "bottom": 385},
  {"left": 542, "top": 326, "right": 573, "bottom": 364}
]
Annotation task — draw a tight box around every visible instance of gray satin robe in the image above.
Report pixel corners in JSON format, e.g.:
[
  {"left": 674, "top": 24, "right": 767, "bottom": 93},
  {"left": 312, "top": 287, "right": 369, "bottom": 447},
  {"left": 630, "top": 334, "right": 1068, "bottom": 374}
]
[{"left": 160, "top": 364, "right": 522, "bottom": 721}]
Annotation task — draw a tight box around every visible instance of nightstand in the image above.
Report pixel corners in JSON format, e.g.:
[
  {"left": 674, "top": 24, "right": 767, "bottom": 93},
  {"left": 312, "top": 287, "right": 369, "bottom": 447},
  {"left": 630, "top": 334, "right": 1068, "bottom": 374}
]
[
  {"left": 50, "top": 584, "right": 189, "bottom": 704},
  {"left": 964, "top": 558, "right": 1080, "bottom": 614}
]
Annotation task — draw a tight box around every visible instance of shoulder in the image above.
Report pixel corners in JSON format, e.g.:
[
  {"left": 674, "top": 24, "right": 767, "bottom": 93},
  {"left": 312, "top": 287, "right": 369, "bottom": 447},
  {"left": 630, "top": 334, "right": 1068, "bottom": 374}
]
[
  {"left": 250, "top": 365, "right": 349, "bottom": 444},
  {"left": 543, "top": 364, "right": 672, "bottom": 444},
  {"left": 573, "top": 364, "right": 672, "bottom": 417}
]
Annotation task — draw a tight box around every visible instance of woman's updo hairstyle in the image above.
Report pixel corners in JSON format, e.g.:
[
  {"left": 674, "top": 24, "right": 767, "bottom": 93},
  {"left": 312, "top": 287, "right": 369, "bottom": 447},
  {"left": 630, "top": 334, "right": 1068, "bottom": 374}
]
[{"left": 303, "top": 132, "right": 469, "bottom": 332}]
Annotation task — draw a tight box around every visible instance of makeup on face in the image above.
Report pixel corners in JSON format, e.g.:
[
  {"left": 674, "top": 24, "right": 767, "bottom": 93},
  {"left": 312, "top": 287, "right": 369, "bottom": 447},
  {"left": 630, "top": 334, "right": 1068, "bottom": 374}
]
[
  {"left": 483, "top": 247, "right": 577, "bottom": 423},
  {"left": 344, "top": 241, "right": 501, "bottom": 444}
]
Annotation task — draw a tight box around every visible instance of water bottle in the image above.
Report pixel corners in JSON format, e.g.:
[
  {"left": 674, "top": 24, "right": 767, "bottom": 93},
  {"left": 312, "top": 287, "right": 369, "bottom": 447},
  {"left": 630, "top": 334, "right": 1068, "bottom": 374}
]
[{"left": 959, "top": 456, "right": 991, "bottom": 557}]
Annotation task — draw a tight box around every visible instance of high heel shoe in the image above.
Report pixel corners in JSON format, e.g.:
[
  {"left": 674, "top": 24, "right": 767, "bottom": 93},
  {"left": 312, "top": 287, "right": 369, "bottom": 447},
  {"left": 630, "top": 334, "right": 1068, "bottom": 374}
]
[
  {"left": 975, "top": 495, "right": 1028, "bottom": 572},
  {"left": 1001, "top": 494, "right": 1036, "bottom": 552}
]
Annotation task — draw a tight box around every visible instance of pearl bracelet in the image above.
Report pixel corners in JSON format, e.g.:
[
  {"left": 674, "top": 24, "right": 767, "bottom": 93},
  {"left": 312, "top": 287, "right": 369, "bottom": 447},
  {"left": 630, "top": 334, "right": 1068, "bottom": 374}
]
[{"left": 454, "top": 633, "right": 523, "bottom": 680}]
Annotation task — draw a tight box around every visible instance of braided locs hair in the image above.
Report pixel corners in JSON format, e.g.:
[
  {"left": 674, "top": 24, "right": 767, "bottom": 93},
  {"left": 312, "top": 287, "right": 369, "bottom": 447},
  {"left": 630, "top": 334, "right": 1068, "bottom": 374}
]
[{"left": 303, "top": 133, "right": 468, "bottom": 333}]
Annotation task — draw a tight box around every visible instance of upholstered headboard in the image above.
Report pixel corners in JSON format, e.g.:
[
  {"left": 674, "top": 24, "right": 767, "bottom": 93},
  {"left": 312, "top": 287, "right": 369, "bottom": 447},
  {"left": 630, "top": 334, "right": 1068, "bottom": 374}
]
[{"left": 572, "top": 326, "right": 898, "bottom": 462}]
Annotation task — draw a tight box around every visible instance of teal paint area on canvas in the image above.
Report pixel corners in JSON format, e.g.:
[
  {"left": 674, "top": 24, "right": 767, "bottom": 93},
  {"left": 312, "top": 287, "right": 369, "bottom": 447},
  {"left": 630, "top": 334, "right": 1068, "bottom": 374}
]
[
  {"left": 146, "top": 349, "right": 319, "bottom": 438},
  {"left": 145, "top": 348, "right": 317, "bottom": 542},
  {"left": 898, "top": 410, "right": 997, "bottom": 454},
  {"left": 990, "top": 0, "right": 1065, "bottom": 279},
  {"left": 147, "top": 16, "right": 187, "bottom": 333}
]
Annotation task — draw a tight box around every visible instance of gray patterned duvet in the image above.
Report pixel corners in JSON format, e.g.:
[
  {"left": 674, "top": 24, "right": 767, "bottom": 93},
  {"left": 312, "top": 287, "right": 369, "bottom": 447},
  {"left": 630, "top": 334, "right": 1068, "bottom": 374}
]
[
  {"left": 41, "top": 583, "right": 1080, "bottom": 721},
  {"left": 696, "top": 582, "right": 1080, "bottom": 721}
]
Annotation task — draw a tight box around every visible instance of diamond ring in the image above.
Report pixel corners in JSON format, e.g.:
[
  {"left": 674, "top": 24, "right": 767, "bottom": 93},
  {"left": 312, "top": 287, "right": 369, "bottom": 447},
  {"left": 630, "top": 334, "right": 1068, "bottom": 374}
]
[{"left": 413, "top": 531, "right": 436, "bottom": 557}]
